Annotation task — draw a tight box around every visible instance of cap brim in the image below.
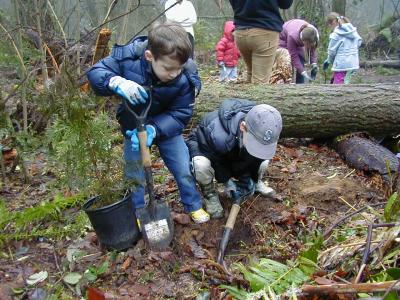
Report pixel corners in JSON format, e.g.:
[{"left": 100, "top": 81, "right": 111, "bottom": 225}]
[{"left": 244, "top": 132, "right": 277, "bottom": 160}]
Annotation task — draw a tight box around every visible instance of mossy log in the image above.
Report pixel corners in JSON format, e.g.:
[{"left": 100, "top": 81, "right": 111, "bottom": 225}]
[{"left": 194, "top": 83, "right": 400, "bottom": 138}]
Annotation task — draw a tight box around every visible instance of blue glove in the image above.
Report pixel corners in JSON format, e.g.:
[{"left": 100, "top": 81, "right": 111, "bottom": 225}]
[
  {"left": 108, "top": 76, "right": 148, "bottom": 106},
  {"left": 218, "top": 61, "right": 225, "bottom": 67},
  {"left": 236, "top": 176, "right": 255, "bottom": 198},
  {"left": 224, "top": 179, "right": 237, "bottom": 197},
  {"left": 323, "top": 59, "right": 330, "bottom": 71},
  {"left": 126, "top": 125, "right": 156, "bottom": 152},
  {"left": 310, "top": 63, "right": 318, "bottom": 80}
]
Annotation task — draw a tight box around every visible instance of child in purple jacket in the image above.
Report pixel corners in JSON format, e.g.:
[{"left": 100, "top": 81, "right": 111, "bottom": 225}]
[
  {"left": 279, "top": 19, "right": 319, "bottom": 84},
  {"left": 215, "top": 21, "right": 241, "bottom": 82}
]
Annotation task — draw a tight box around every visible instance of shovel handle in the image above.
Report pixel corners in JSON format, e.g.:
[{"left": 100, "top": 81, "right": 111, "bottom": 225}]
[
  {"left": 226, "top": 203, "right": 240, "bottom": 229},
  {"left": 138, "top": 130, "right": 151, "bottom": 167}
]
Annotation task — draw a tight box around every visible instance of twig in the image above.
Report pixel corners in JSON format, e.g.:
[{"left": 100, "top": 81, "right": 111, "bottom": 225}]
[
  {"left": 46, "top": 0, "right": 67, "bottom": 48},
  {"left": 53, "top": 247, "right": 61, "bottom": 273},
  {"left": 338, "top": 196, "right": 357, "bottom": 211},
  {"left": 354, "top": 223, "right": 373, "bottom": 283},
  {"left": 320, "top": 240, "right": 381, "bottom": 255},
  {"left": 301, "top": 280, "right": 400, "bottom": 295},
  {"left": 43, "top": 43, "right": 60, "bottom": 74},
  {"left": 382, "top": 278, "right": 400, "bottom": 298},
  {"left": 323, "top": 202, "right": 386, "bottom": 239},
  {"left": 343, "top": 169, "right": 356, "bottom": 179},
  {"left": 0, "top": 22, "right": 26, "bottom": 72}
]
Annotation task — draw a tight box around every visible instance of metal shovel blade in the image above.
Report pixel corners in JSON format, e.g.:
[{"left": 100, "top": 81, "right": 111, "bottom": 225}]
[{"left": 136, "top": 199, "right": 174, "bottom": 251}]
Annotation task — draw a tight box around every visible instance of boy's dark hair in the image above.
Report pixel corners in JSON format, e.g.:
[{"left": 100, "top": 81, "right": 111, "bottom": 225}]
[{"left": 148, "top": 21, "right": 192, "bottom": 64}]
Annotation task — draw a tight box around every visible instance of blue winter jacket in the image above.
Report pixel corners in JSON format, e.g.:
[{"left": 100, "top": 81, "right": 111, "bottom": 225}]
[
  {"left": 87, "top": 36, "right": 201, "bottom": 139},
  {"left": 186, "top": 99, "right": 263, "bottom": 183},
  {"left": 327, "top": 23, "right": 362, "bottom": 71}
]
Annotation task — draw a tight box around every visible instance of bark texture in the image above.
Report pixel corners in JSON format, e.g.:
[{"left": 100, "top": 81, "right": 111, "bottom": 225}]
[
  {"left": 360, "top": 60, "right": 400, "bottom": 69},
  {"left": 195, "top": 83, "right": 400, "bottom": 138}
]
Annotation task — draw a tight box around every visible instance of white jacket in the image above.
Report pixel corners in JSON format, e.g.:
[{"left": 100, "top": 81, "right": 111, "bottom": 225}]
[
  {"left": 165, "top": 0, "right": 197, "bottom": 38},
  {"left": 327, "top": 23, "right": 362, "bottom": 71}
]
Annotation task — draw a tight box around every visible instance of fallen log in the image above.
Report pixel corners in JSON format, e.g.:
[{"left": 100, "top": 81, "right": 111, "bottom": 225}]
[
  {"left": 299, "top": 280, "right": 400, "bottom": 296},
  {"left": 360, "top": 59, "right": 400, "bottom": 69},
  {"left": 195, "top": 83, "right": 400, "bottom": 138},
  {"left": 337, "top": 136, "right": 399, "bottom": 183}
]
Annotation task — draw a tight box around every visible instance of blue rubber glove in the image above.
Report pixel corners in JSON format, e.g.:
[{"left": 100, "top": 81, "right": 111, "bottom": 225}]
[
  {"left": 323, "top": 59, "right": 330, "bottom": 71},
  {"left": 310, "top": 63, "right": 318, "bottom": 80},
  {"left": 108, "top": 76, "right": 148, "bottom": 106},
  {"left": 236, "top": 176, "right": 255, "bottom": 198},
  {"left": 126, "top": 125, "right": 156, "bottom": 151}
]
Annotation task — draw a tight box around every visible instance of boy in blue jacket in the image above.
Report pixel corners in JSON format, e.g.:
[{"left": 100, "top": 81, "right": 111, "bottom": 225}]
[{"left": 87, "top": 22, "right": 210, "bottom": 224}]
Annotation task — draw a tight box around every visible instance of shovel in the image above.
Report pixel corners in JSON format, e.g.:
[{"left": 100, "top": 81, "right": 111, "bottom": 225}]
[
  {"left": 217, "top": 188, "right": 249, "bottom": 268},
  {"left": 123, "top": 92, "right": 174, "bottom": 251}
]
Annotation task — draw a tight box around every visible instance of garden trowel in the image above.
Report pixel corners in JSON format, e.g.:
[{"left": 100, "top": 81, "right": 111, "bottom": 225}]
[{"left": 123, "top": 92, "right": 174, "bottom": 251}]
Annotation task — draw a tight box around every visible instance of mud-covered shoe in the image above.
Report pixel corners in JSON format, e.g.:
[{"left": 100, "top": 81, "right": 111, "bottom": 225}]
[
  {"left": 255, "top": 180, "right": 276, "bottom": 198},
  {"left": 204, "top": 195, "right": 224, "bottom": 219},
  {"left": 190, "top": 208, "right": 210, "bottom": 224},
  {"left": 200, "top": 182, "right": 224, "bottom": 219}
]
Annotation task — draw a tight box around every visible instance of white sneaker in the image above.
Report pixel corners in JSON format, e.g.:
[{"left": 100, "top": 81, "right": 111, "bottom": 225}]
[{"left": 255, "top": 180, "right": 276, "bottom": 197}]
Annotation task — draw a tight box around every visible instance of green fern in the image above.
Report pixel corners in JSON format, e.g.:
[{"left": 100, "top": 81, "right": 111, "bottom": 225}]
[{"left": 222, "top": 234, "right": 322, "bottom": 298}]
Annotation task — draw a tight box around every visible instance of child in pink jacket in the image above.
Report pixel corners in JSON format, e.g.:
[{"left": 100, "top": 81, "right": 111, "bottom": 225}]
[{"left": 215, "top": 21, "right": 241, "bottom": 82}]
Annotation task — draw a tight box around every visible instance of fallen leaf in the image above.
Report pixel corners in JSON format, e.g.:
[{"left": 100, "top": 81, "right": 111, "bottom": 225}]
[
  {"left": 26, "top": 271, "right": 48, "bottom": 285},
  {"left": 120, "top": 257, "right": 132, "bottom": 272},
  {"left": 185, "top": 238, "right": 208, "bottom": 259},
  {"left": 63, "top": 273, "right": 82, "bottom": 285},
  {"left": 171, "top": 212, "right": 191, "bottom": 225},
  {"left": 314, "top": 276, "right": 336, "bottom": 285}
]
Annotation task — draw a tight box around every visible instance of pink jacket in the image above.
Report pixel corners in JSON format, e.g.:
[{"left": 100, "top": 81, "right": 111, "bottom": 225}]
[
  {"left": 215, "top": 21, "right": 241, "bottom": 67},
  {"left": 279, "top": 19, "right": 318, "bottom": 73}
]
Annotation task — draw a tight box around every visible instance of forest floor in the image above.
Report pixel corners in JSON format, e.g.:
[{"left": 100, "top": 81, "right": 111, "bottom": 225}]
[{"left": 0, "top": 66, "right": 399, "bottom": 300}]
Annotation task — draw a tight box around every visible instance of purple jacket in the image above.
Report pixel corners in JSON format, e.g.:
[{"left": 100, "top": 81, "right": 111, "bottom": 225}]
[{"left": 279, "top": 19, "right": 318, "bottom": 73}]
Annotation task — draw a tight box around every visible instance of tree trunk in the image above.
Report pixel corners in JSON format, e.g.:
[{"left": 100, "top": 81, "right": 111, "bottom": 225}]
[
  {"left": 360, "top": 60, "right": 400, "bottom": 69},
  {"left": 331, "top": 0, "right": 346, "bottom": 16},
  {"left": 194, "top": 83, "right": 400, "bottom": 138}
]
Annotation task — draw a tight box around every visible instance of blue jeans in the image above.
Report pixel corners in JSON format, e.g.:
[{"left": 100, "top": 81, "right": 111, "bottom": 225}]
[{"left": 124, "top": 135, "right": 202, "bottom": 213}]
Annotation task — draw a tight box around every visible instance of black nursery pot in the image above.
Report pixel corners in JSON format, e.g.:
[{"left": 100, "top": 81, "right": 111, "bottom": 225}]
[{"left": 83, "top": 194, "right": 141, "bottom": 251}]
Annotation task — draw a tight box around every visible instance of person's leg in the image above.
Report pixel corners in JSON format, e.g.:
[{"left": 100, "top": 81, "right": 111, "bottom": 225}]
[
  {"left": 234, "top": 29, "right": 252, "bottom": 82},
  {"left": 332, "top": 71, "right": 345, "bottom": 84},
  {"left": 157, "top": 135, "right": 209, "bottom": 222},
  {"left": 248, "top": 28, "right": 279, "bottom": 83},
  {"left": 124, "top": 138, "right": 146, "bottom": 208},
  {"left": 219, "top": 65, "right": 228, "bottom": 82},
  {"left": 192, "top": 155, "right": 223, "bottom": 218},
  {"left": 295, "top": 56, "right": 305, "bottom": 84},
  {"left": 228, "top": 66, "right": 238, "bottom": 82},
  {"left": 344, "top": 70, "right": 354, "bottom": 84},
  {"left": 187, "top": 33, "right": 195, "bottom": 59}
]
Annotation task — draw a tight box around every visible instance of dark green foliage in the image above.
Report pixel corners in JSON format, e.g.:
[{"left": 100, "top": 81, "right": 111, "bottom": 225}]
[{"left": 221, "top": 233, "right": 322, "bottom": 298}]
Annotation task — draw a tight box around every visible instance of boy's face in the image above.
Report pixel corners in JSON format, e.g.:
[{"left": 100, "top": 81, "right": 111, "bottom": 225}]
[{"left": 145, "top": 50, "right": 184, "bottom": 83}]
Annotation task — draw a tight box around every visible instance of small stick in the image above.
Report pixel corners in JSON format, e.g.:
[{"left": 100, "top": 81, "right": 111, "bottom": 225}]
[
  {"left": 323, "top": 202, "right": 386, "bottom": 239},
  {"left": 354, "top": 223, "right": 373, "bottom": 283},
  {"left": 338, "top": 196, "right": 357, "bottom": 211}
]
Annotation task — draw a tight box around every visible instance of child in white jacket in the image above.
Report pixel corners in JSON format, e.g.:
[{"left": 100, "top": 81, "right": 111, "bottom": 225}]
[
  {"left": 323, "top": 12, "right": 362, "bottom": 84},
  {"left": 165, "top": 0, "right": 197, "bottom": 58}
]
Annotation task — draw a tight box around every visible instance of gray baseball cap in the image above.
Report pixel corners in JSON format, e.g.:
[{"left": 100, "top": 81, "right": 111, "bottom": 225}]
[{"left": 243, "top": 104, "right": 282, "bottom": 160}]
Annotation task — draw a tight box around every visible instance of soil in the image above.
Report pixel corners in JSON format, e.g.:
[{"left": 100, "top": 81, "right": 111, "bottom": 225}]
[{"left": 0, "top": 67, "right": 396, "bottom": 300}]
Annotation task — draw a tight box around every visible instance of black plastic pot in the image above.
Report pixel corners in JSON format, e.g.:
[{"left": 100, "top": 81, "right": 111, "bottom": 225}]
[{"left": 83, "top": 194, "right": 141, "bottom": 251}]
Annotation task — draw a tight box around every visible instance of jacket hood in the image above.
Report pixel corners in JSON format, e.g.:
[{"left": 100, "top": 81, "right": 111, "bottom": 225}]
[
  {"left": 223, "top": 21, "right": 235, "bottom": 40},
  {"left": 334, "top": 23, "right": 359, "bottom": 39}
]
